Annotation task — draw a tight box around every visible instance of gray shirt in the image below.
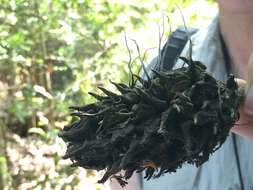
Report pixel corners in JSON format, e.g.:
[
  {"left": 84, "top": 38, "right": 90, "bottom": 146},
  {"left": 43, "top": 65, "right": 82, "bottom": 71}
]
[{"left": 142, "top": 17, "right": 253, "bottom": 190}]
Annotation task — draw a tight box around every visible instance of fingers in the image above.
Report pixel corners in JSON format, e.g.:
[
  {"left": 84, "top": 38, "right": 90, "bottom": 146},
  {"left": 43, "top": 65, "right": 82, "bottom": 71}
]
[
  {"left": 244, "top": 51, "right": 253, "bottom": 115},
  {"left": 244, "top": 84, "right": 253, "bottom": 115},
  {"left": 235, "top": 78, "right": 246, "bottom": 86},
  {"left": 234, "top": 51, "right": 253, "bottom": 115},
  {"left": 247, "top": 51, "right": 253, "bottom": 85}
]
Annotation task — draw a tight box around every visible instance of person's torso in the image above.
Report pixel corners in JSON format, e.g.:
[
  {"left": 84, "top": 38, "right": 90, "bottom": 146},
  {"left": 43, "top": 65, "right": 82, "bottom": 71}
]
[{"left": 142, "top": 17, "right": 253, "bottom": 190}]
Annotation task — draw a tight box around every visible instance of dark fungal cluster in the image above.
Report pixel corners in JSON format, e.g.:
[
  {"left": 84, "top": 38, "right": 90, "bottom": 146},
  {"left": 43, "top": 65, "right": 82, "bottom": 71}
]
[{"left": 59, "top": 56, "right": 242, "bottom": 187}]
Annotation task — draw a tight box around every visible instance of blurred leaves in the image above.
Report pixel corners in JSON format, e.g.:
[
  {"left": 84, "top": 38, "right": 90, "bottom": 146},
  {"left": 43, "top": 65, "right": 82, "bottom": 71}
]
[
  {"left": 0, "top": 0, "right": 217, "bottom": 136},
  {"left": 0, "top": 0, "right": 217, "bottom": 188},
  {"left": 28, "top": 127, "right": 46, "bottom": 137},
  {"left": 0, "top": 157, "right": 6, "bottom": 164}
]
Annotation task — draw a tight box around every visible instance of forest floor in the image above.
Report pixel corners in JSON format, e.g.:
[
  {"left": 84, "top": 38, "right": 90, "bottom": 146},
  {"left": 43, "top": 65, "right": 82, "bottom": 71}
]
[{"left": 5, "top": 131, "right": 110, "bottom": 190}]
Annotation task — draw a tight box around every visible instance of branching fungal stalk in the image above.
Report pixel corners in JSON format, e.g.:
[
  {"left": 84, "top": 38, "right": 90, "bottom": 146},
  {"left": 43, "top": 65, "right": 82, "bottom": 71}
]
[
  {"left": 131, "top": 39, "right": 151, "bottom": 87},
  {"left": 124, "top": 31, "right": 134, "bottom": 88}
]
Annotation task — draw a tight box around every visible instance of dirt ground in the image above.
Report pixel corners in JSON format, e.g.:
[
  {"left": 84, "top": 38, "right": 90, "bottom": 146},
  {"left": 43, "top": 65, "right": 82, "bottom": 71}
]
[{"left": 5, "top": 132, "right": 111, "bottom": 190}]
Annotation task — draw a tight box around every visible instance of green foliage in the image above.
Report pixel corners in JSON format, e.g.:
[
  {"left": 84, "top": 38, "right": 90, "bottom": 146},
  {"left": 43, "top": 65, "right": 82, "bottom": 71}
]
[
  {"left": 0, "top": 0, "right": 217, "bottom": 188},
  {"left": 28, "top": 127, "right": 47, "bottom": 137},
  {"left": 0, "top": 157, "right": 6, "bottom": 164},
  {"left": 0, "top": 0, "right": 217, "bottom": 135},
  {"left": 0, "top": 157, "right": 12, "bottom": 182}
]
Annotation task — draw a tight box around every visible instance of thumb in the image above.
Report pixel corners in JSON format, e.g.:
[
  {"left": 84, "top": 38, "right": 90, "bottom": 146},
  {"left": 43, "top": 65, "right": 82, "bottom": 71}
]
[{"left": 243, "top": 51, "right": 253, "bottom": 115}]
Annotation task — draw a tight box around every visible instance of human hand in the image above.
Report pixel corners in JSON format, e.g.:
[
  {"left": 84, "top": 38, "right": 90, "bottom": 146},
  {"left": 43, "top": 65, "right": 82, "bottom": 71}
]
[{"left": 231, "top": 52, "right": 253, "bottom": 140}]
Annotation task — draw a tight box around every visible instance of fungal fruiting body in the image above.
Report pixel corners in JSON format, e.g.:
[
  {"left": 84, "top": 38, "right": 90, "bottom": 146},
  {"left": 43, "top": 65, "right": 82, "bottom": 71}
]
[{"left": 60, "top": 57, "right": 241, "bottom": 187}]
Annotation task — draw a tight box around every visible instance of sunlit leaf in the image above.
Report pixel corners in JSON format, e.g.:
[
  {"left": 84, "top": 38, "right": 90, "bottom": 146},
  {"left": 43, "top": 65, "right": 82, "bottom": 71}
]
[
  {"left": 34, "top": 85, "right": 53, "bottom": 99},
  {"left": 28, "top": 127, "right": 47, "bottom": 137},
  {"left": 0, "top": 157, "right": 7, "bottom": 163}
]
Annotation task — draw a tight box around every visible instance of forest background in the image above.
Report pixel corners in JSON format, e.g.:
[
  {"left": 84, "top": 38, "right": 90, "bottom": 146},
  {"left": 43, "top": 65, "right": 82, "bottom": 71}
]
[{"left": 0, "top": 0, "right": 217, "bottom": 189}]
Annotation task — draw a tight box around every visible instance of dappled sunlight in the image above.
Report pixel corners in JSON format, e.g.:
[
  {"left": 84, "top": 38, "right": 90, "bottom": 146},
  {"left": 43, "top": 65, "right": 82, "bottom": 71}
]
[
  {"left": 6, "top": 132, "right": 110, "bottom": 190},
  {"left": 0, "top": 0, "right": 217, "bottom": 189}
]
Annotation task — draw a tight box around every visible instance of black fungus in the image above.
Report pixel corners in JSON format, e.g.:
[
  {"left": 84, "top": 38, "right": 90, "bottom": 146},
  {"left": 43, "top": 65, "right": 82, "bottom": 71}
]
[{"left": 59, "top": 57, "right": 244, "bottom": 187}]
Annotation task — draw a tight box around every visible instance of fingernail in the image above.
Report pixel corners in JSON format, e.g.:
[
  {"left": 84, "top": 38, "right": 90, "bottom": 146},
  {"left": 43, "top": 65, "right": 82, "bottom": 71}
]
[{"left": 244, "top": 84, "right": 253, "bottom": 115}]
